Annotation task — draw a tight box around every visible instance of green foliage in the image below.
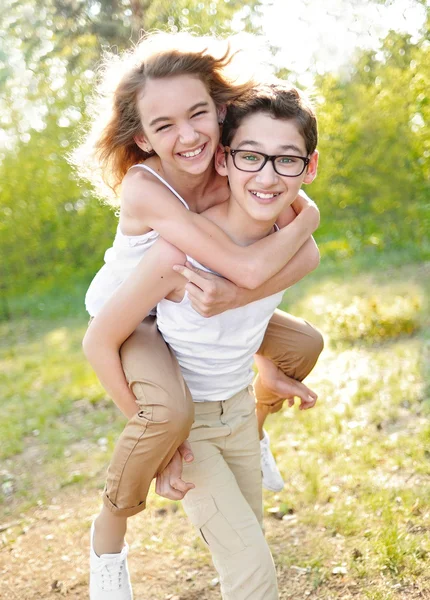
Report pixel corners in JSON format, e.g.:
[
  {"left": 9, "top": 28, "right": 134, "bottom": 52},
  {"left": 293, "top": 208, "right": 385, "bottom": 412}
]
[
  {"left": 0, "top": 3, "right": 429, "bottom": 318},
  {"left": 323, "top": 294, "right": 423, "bottom": 345},
  {"left": 311, "top": 27, "right": 430, "bottom": 263},
  {"left": 0, "top": 113, "right": 117, "bottom": 316}
]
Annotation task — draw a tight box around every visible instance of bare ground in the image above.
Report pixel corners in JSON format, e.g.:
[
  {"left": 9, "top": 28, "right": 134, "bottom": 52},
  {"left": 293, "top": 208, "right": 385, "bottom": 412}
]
[{"left": 1, "top": 482, "right": 429, "bottom": 600}]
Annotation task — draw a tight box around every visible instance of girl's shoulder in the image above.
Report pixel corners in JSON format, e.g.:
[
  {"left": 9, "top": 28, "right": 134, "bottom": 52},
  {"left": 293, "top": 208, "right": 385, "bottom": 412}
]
[
  {"left": 122, "top": 162, "right": 175, "bottom": 213},
  {"left": 122, "top": 158, "right": 164, "bottom": 192},
  {"left": 120, "top": 161, "right": 190, "bottom": 230}
]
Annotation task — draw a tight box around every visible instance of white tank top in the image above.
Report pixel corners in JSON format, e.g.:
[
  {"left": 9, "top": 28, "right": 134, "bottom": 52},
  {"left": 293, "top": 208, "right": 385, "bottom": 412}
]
[
  {"left": 157, "top": 257, "right": 284, "bottom": 403},
  {"left": 85, "top": 165, "right": 190, "bottom": 317}
]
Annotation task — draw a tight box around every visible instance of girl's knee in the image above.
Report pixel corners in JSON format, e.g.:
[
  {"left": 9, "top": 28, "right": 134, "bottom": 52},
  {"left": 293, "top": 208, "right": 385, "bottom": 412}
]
[
  {"left": 306, "top": 324, "right": 324, "bottom": 359},
  {"left": 166, "top": 400, "right": 194, "bottom": 439}
]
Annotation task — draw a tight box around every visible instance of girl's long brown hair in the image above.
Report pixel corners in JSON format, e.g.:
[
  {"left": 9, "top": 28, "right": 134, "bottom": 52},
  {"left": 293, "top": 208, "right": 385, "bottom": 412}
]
[{"left": 71, "top": 31, "right": 257, "bottom": 205}]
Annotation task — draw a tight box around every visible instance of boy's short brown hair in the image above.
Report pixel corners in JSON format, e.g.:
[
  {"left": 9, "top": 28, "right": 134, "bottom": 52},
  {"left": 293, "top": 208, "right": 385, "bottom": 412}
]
[{"left": 222, "top": 81, "right": 318, "bottom": 155}]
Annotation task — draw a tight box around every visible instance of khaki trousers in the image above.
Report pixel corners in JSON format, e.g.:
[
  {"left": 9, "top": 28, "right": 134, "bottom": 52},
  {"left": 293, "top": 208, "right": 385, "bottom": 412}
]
[
  {"left": 102, "top": 311, "right": 323, "bottom": 516},
  {"left": 182, "top": 388, "right": 278, "bottom": 600}
]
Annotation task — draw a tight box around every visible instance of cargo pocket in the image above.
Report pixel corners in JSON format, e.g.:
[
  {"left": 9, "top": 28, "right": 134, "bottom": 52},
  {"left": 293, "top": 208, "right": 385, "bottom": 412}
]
[{"left": 186, "top": 496, "right": 246, "bottom": 555}]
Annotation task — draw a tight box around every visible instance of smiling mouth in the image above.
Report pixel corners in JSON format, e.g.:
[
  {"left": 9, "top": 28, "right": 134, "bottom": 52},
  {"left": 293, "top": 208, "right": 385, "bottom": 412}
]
[
  {"left": 177, "top": 144, "right": 206, "bottom": 159},
  {"left": 250, "top": 191, "right": 281, "bottom": 200}
]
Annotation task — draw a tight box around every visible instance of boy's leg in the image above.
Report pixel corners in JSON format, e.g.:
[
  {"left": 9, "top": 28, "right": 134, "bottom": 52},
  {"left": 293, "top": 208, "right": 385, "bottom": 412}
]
[
  {"left": 220, "top": 387, "right": 264, "bottom": 526},
  {"left": 254, "top": 309, "right": 324, "bottom": 411},
  {"left": 182, "top": 390, "right": 278, "bottom": 600}
]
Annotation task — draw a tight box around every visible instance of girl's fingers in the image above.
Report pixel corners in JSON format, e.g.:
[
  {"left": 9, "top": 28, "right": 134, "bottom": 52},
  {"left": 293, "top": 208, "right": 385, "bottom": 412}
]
[{"left": 177, "top": 440, "right": 194, "bottom": 463}]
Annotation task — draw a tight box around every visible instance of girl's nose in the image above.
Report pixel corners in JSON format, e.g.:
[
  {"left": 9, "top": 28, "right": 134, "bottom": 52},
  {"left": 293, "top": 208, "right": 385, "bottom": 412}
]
[{"left": 179, "top": 123, "right": 199, "bottom": 145}]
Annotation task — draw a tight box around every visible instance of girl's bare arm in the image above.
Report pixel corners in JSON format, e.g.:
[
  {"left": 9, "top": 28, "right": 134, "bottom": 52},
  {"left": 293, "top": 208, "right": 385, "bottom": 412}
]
[
  {"left": 82, "top": 240, "right": 186, "bottom": 418},
  {"left": 122, "top": 170, "right": 319, "bottom": 289},
  {"left": 174, "top": 237, "right": 319, "bottom": 317}
]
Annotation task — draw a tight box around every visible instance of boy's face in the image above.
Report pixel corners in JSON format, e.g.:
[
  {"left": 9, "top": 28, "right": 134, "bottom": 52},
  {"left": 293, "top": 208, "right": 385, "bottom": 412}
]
[{"left": 216, "top": 112, "right": 318, "bottom": 224}]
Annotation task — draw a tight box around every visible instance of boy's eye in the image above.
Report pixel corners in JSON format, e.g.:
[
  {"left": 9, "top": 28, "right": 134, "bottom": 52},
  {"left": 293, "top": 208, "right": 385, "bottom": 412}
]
[
  {"left": 242, "top": 153, "right": 261, "bottom": 162},
  {"left": 278, "top": 156, "right": 298, "bottom": 164}
]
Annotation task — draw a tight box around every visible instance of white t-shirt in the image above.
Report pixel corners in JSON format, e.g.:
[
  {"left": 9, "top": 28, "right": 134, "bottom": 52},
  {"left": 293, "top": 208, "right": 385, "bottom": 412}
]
[{"left": 157, "top": 257, "right": 284, "bottom": 402}]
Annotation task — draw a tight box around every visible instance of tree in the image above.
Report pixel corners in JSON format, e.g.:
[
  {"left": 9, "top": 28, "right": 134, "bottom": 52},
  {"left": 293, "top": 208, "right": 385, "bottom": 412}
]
[{"left": 310, "top": 22, "right": 429, "bottom": 263}]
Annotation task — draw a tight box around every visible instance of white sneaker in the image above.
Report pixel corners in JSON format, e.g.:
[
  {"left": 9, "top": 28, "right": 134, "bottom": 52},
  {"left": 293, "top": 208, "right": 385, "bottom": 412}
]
[
  {"left": 260, "top": 430, "right": 285, "bottom": 492},
  {"left": 90, "top": 522, "right": 133, "bottom": 600}
]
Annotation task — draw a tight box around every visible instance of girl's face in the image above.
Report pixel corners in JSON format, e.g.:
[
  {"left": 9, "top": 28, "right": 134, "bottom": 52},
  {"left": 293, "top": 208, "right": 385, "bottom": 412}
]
[{"left": 135, "top": 74, "right": 221, "bottom": 176}]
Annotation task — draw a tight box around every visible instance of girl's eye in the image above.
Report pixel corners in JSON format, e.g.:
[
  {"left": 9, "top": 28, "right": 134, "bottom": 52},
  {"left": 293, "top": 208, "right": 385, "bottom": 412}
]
[
  {"left": 191, "top": 111, "right": 207, "bottom": 118},
  {"left": 156, "top": 124, "right": 171, "bottom": 132}
]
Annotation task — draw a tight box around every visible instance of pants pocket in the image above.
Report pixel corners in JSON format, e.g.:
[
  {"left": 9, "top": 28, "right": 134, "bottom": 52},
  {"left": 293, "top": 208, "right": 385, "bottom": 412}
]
[{"left": 186, "top": 495, "right": 246, "bottom": 555}]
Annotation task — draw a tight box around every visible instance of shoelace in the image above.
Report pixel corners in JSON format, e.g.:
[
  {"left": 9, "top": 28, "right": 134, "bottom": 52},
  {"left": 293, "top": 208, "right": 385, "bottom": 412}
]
[{"left": 93, "top": 555, "right": 125, "bottom": 591}]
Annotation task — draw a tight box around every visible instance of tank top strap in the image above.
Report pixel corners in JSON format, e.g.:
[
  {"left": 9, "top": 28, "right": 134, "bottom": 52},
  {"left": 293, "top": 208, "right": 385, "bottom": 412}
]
[{"left": 128, "top": 164, "right": 190, "bottom": 210}]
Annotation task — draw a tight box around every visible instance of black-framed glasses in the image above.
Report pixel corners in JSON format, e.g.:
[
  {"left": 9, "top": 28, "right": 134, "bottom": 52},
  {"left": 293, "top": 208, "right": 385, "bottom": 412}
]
[{"left": 224, "top": 147, "right": 310, "bottom": 177}]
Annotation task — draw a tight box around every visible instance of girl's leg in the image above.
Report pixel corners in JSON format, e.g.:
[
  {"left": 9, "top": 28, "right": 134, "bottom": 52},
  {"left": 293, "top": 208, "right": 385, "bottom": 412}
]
[
  {"left": 254, "top": 310, "right": 323, "bottom": 491},
  {"left": 182, "top": 390, "right": 278, "bottom": 600},
  {"left": 92, "top": 507, "right": 127, "bottom": 555},
  {"left": 94, "top": 316, "right": 194, "bottom": 553},
  {"left": 254, "top": 309, "right": 324, "bottom": 426},
  {"left": 254, "top": 354, "right": 316, "bottom": 438}
]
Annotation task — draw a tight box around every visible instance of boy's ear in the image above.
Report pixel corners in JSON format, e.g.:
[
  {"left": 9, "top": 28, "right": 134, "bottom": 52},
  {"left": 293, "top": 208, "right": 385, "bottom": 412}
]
[
  {"left": 217, "top": 104, "right": 227, "bottom": 125},
  {"left": 303, "top": 150, "right": 318, "bottom": 184},
  {"left": 134, "top": 132, "right": 153, "bottom": 153},
  {"left": 215, "top": 143, "right": 228, "bottom": 176}
]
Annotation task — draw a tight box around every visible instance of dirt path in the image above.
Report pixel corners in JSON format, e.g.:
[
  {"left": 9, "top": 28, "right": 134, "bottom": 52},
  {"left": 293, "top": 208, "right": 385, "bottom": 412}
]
[
  {"left": 1, "top": 482, "right": 428, "bottom": 600},
  {"left": 0, "top": 483, "right": 350, "bottom": 600}
]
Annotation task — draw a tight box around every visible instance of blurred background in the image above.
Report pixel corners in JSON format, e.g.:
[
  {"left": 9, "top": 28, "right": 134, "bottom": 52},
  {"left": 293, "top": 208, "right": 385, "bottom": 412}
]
[
  {"left": 1, "top": 2, "right": 429, "bottom": 599},
  {"left": 0, "top": 0, "right": 428, "bottom": 317}
]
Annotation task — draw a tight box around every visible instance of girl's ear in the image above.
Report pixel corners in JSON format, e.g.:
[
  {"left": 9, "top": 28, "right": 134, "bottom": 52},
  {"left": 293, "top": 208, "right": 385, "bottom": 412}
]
[
  {"left": 214, "top": 143, "right": 228, "bottom": 176},
  {"left": 134, "top": 132, "right": 152, "bottom": 153},
  {"left": 303, "top": 150, "right": 318, "bottom": 184},
  {"left": 217, "top": 104, "right": 227, "bottom": 125}
]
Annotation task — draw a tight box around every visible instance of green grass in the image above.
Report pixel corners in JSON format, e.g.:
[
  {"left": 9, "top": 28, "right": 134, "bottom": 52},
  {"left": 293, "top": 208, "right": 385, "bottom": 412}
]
[{"left": 1, "top": 255, "right": 429, "bottom": 597}]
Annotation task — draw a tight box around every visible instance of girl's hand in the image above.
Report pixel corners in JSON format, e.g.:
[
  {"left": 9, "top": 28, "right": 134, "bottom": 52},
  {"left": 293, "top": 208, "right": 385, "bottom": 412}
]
[
  {"left": 291, "top": 193, "right": 320, "bottom": 232},
  {"left": 173, "top": 261, "right": 241, "bottom": 317}
]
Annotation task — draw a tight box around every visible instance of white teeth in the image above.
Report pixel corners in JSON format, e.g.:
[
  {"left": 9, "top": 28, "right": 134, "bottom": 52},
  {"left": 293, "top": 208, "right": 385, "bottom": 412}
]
[
  {"left": 251, "top": 191, "right": 279, "bottom": 199},
  {"left": 179, "top": 145, "right": 204, "bottom": 158}
]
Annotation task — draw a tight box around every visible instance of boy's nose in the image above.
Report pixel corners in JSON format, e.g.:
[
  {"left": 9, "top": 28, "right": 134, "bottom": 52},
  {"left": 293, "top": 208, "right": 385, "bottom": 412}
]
[{"left": 255, "top": 160, "right": 278, "bottom": 186}]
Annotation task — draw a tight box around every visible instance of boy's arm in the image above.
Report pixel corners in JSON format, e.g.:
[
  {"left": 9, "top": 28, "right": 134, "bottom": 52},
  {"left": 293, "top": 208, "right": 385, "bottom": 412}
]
[
  {"left": 122, "top": 171, "right": 319, "bottom": 289},
  {"left": 82, "top": 239, "right": 186, "bottom": 418}
]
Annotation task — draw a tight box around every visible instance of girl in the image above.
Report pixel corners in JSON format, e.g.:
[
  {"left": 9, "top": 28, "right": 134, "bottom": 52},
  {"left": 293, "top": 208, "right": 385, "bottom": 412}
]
[
  {"left": 84, "top": 79, "right": 320, "bottom": 599},
  {"left": 74, "top": 32, "right": 322, "bottom": 599}
]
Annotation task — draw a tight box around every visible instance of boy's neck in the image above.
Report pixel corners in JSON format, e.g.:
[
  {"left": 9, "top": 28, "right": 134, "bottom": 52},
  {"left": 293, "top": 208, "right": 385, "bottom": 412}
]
[{"left": 205, "top": 194, "right": 278, "bottom": 247}]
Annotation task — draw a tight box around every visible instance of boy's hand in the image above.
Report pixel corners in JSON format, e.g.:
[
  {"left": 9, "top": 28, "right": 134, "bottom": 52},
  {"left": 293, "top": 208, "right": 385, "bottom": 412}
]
[
  {"left": 173, "top": 262, "right": 240, "bottom": 317},
  {"left": 155, "top": 446, "right": 195, "bottom": 501}
]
